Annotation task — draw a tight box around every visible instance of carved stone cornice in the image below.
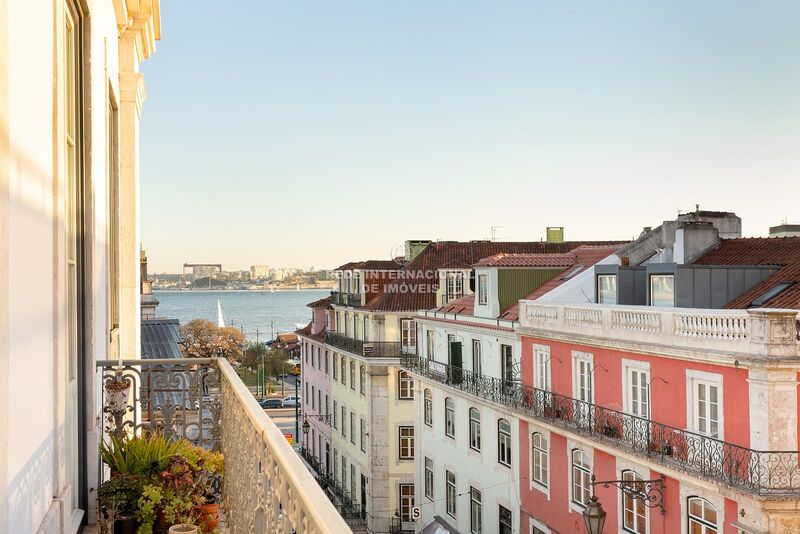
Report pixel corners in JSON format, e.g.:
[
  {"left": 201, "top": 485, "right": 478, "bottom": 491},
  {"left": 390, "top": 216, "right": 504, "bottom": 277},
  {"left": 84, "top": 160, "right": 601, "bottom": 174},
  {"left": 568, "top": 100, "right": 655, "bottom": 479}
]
[{"left": 118, "top": 71, "right": 146, "bottom": 118}]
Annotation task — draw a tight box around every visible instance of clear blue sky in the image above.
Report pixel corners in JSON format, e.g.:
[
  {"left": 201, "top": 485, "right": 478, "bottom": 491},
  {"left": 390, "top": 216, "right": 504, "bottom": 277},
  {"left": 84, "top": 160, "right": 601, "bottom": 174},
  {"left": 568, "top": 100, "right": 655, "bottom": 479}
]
[{"left": 141, "top": 0, "right": 800, "bottom": 273}]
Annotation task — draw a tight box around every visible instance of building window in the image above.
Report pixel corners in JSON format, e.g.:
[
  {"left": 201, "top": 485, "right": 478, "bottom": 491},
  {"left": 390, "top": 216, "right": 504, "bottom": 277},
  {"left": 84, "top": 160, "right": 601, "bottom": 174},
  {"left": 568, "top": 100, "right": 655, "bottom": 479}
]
[
  {"left": 424, "top": 389, "right": 433, "bottom": 426},
  {"left": 399, "top": 426, "right": 415, "bottom": 459},
  {"left": 531, "top": 432, "right": 548, "bottom": 488},
  {"left": 351, "top": 464, "right": 356, "bottom": 500},
  {"left": 688, "top": 372, "right": 723, "bottom": 439},
  {"left": 399, "top": 484, "right": 415, "bottom": 524},
  {"left": 446, "top": 471, "right": 456, "bottom": 517},
  {"left": 424, "top": 457, "right": 434, "bottom": 500},
  {"left": 350, "top": 412, "right": 356, "bottom": 444},
  {"left": 498, "top": 419, "right": 512, "bottom": 467},
  {"left": 317, "top": 390, "right": 321, "bottom": 414},
  {"left": 353, "top": 315, "right": 359, "bottom": 340},
  {"left": 336, "top": 311, "right": 342, "bottom": 333},
  {"left": 333, "top": 354, "right": 338, "bottom": 379},
  {"left": 622, "top": 470, "right": 647, "bottom": 534},
  {"left": 445, "top": 397, "right": 455, "bottom": 438},
  {"left": 649, "top": 274, "right": 674, "bottom": 307},
  {"left": 446, "top": 271, "right": 464, "bottom": 303},
  {"left": 311, "top": 385, "right": 316, "bottom": 410},
  {"left": 341, "top": 405, "right": 347, "bottom": 437},
  {"left": 472, "top": 339, "right": 482, "bottom": 376},
  {"left": 333, "top": 449, "right": 338, "bottom": 482},
  {"left": 363, "top": 316, "right": 369, "bottom": 341},
  {"left": 106, "top": 96, "right": 119, "bottom": 339},
  {"left": 398, "top": 370, "right": 414, "bottom": 399},
  {"left": 401, "top": 318, "right": 416, "bottom": 352},
  {"left": 501, "top": 344, "right": 514, "bottom": 384},
  {"left": 341, "top": 456, "right": 347, "bottom": 488},
  {"left": 426, "top": 330, "right": 435, "bottom": 360},
  {"left": 571, "top": 449, "right": 591, "bottom": 507},
  {"left": 305, "top": 344, "right": 309, "bottom": 364},
  {"left": 360, "top": 365, "right": 366, "bottom": 395},
  {"left": 687, "top": 497, "right": 718, "bottom": 534},
  {"left": 333, "top": 400, "right": 338, "bottom": 429},
  {"left": 360, "top": 418, "right": 367, "bottom": 452},
  {"left": 341, "top": 357, "right": 347, "bottom": 385},
  {"left": 573, "top": 351, "right": 593, "bottom": 405},
  {"left": 625, "top": 363, "right": 650, "bottom": 419},
  {"left": 499, "top": 505, "right": 512, "bottom": 534},
  {"left": 597, "top": 274, "right": 617, "bottom": 304},
  {"left": 477, "top": 274, "right": 488, "bottom": 305},
  {"left": 469, "top": 487, "right": 482, "bottom": 534},
  {"left": 350, "top": 361, "right": 355, "bottom": 390},
  {"left": 534, "top": 345, "right": 551, "bottom": 391},
  {"left": 469, "top": 408, "right": 481, "bottom": 451},
  {"left": 325, "top": 351, "right": 329, "bottom": 374},
  {"left": 305, "top": 382, "right": 309, "bottom": 404}
]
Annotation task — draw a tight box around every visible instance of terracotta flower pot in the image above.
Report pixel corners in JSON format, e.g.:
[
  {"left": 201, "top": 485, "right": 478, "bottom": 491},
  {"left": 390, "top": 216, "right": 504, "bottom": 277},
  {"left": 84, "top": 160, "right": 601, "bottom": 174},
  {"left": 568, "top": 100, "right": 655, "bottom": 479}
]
[
  {"left": 194, "top": 502, "right": 220, "bottom": 531},
  {"left": 168, "top": 525, "right": 198, "bottom": 534}
]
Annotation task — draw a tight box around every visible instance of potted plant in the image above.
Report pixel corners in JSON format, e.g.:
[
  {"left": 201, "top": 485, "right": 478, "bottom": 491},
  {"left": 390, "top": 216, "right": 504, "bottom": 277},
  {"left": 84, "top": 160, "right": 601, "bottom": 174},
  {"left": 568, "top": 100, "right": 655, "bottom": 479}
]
[
  {"left": 137, "top": 455, "right": 200, "bottom": 534},
  {"left": 97, "top": 474, "right": 143, "bottom": 534},
  {"left": 192, "top": 449, "right": 224, "bottom": 532}
]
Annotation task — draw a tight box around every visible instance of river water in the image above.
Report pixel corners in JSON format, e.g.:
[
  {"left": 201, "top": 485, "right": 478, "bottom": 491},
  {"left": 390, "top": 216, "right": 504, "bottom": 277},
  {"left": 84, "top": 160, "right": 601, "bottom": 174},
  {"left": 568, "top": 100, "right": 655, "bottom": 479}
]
[{"left": 153, "top": 289, "right": 329, "bottom": 340}]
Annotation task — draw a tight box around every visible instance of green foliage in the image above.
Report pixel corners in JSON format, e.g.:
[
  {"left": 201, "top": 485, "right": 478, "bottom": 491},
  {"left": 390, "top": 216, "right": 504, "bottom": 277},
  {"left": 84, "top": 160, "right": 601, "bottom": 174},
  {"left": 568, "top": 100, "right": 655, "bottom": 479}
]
[
  {"left": 100, "top": 434, "right": 186, "bottom": 476},
  {"left": 97, "top": 474, "right": 144, "bottom": 518}
]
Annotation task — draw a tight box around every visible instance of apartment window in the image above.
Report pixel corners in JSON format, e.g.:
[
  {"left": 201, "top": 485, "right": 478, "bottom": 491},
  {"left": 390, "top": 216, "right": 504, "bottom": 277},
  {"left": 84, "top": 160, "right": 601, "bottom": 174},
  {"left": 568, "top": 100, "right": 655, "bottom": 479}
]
[
  {"left": 597, "top": 274, "right": 617, "bottom": 304},
  {"left": 424, "top": 457, "right": 434, "bottom": 500},
  {"left": 687, "top": 497, "right": 718, "bottom": 534},
  {"left": 106, "top": 95, "right": 119, "bottom": 338},
  {"left": 573, "top": 351, "right": 593, "bottom": 405},
  {"left": 350, "top": 361, "right": 355, "bottom": 390},
  {"left": 446, "top": 271, "right": 464, "bottom": 303},
  {"left": 445, "top": 397, "right": 455, "bottom": 438},
  {"left": 305, "top": 343, "right": 309, "bottom": 364},
  {"left": 360, "top": 418, "right": 367, "bottom": 452},
  {"left": 571, "top": 450, "right": 591, "bottom": 507},
  {"left": 360, "top": 365, "right": 366, "bottom": 395},
  {"left": 363, "top": 316, "right": 369, "bottom": 341},
  {"left": 688, "top": 372, "right": 722, "bottom": 438},
  {"left": 353, "top": 315, "right": 359, "bottom": 340},
  {"left": 311, "top": 385, "right": 316, "bottom": 410},
  {"left": 398, "top": 370, "right": 414, "bottom": 399},
  {"left": 317, "top": 390, "right": 322, "bottom": 414},
  {"left": 446, "top": 471, "right": 456, "bottom": 517},
  {"left": 341, "top": 357, "right": 347, "bottom": 385},
  {"left": 399, "top": 484, "right": 415, "bottom": 524},
  {"left": 333, "top": 354, "right": 338, "bottom": 380},
  {"left": 472, "top": 339, "right": 482, "bottom": 376},
  {"left": 341, "top": 456, "right": 347, "bottom": 488},
  {"left": 498, "top": 419, "right": 512, "bottom": 467},
  {"left": 350, "top": 412, "right": 356, "bottom": 444},
  {"left": 531, "top": 432, "right": 548, "bottom": 488},
  {"left": 344, "top": 312, "right": 350, "bottom": 336},
  {"left": 622, "top": 470, "right": 647, "bottom": 534},
  {"left": 477, "top": 274, "right": 488, "bottom": 305},
  {"left": 351, "top": 464, "right": 356, "bottom": 500},
  {"left": 336, "top": 312, "right": 342, "bottom": 333},
  {"left": 399, "top": 426, "right": 415, "bottom": 459},
  {"left": 397, "top": 319, "right": 414, "bottom": 354},
  {"left": 333, "top": 449, "right": 338, "bottom": 482},
  {"left": 470, "top": 487, "right": 482, "bottom": 534},
  {"left": 353, "top": 271, "right": 361, "bottom": 294},
  {"left": 305, "top": 382, "right": 309, "bottom": 404},
  {"left": 625, "top": 363, "right": 650, "bottom": 419},
  {"left": 424, "top": 389, "right": 433, "bottom": 426},
  {"left": 469, "top": 408, "right": 481, "bottom": 451},
  {"left": 333, "top": 400, "right": 338, "bottom": 429},
  {"left": 650, "top": 274, "right": 675, "bottom": 307},
  {"left": 325, "top": 351, "right": 329, "bottom": 374},
  {"left": 326, "top": 313, "right": 330, "bottom": 331},
  {"left": 426, "top": 330, "right": 435, "bottom": 360},
  {"left": 534, "top": 345, "right": 551, "bottom": 391},
  {"left": 341, "top": 405, "right": 347, "bottom": 436},
  {"left": 501, "top": 344, "right": 514, "bottom": 384},
  {"left": 499, "top": 505, "right": 512, "bottom": 534}
]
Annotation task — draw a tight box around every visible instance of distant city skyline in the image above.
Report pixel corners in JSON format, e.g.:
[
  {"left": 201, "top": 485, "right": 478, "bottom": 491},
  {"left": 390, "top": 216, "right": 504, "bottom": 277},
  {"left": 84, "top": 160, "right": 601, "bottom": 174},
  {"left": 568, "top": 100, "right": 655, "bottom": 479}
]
[{"left": 141, "top": 1, "right": 800, "bottom": 273}]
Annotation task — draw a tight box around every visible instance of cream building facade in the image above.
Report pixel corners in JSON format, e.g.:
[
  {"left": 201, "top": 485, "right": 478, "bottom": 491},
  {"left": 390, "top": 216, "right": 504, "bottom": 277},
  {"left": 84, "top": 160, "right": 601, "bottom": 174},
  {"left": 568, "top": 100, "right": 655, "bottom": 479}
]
[{"left": 0, "top": 0, "right": 159, "bottom": 531}]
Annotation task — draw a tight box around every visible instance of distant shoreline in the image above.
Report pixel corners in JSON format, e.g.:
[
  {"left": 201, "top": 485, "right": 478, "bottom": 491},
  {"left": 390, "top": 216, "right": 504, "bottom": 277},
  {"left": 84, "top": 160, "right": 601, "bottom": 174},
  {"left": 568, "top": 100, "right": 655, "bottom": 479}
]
[{"left": 152, "top": 288, "right": 331, "bottom": 292}]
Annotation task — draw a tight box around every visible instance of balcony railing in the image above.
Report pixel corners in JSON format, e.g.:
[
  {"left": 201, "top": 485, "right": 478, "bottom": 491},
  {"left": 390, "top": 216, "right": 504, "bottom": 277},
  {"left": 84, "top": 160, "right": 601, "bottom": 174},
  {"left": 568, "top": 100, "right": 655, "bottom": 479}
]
[
  {"left": 98, "top": 358, "right": 352, "bottom": 533},
  {"left": 402, "top": 355, "right": 800, "bottom": 496},
  {"left": 330, "top": 292, "right": 362, "bottom": 307},
  {"left": 325, "top": 331, "right": 416, "bottom": 358},
  {"left": 299, "top": 447, "right": 367, "bottom": 528}
]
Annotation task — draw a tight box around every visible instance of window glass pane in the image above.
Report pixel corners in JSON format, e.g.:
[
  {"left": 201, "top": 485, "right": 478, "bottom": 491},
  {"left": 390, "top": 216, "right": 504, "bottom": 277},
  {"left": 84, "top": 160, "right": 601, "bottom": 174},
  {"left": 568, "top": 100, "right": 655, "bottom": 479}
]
[
  {"left": 597, "top": 275, "right": 617, "bottom": 304},
  {"left": 650, "top": 274, "right": 675, "bottom": 307}
]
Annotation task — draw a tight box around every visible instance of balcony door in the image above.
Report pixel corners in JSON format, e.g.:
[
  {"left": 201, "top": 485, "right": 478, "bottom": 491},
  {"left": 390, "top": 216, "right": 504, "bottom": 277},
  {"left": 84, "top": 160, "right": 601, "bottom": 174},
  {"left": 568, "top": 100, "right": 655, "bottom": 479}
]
[
  {"left": 399, "top": 483, "right": 415, "bottom": 530},
  {"left": 447, "top": 335, "right": 462, "bottom": 384}
]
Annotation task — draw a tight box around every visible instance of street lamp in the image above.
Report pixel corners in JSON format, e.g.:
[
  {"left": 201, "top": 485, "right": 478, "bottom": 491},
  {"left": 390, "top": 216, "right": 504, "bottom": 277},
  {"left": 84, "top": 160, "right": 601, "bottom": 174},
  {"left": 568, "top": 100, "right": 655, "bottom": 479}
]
[
  {"left": 302, "top": 415, "right": 310, "bottom": 447},
  {"left": 583, "top": 475, "right": 665, "bottom": 534}
]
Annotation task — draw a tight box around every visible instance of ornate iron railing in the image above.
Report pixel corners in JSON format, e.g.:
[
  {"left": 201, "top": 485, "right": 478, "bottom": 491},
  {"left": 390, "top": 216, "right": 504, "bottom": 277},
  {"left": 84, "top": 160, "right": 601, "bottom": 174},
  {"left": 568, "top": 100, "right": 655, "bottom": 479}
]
[
  {"left": 98, "top": 358, "right": 352, "bottom": 534},
  {"left": 402, "top": 355, "right": 800, "bottom": 496},
  {"left": 325, "top": 331, "right": 416, "bottom": 358},
  {"left": 298, "top": 447, "right": 366, "bottom": 528}
]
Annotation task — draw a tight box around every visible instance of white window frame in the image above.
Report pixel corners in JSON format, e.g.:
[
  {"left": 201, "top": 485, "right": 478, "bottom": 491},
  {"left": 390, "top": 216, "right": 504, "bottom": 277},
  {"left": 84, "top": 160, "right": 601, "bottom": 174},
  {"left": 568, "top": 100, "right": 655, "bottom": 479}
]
[
  {"left": 686, "top": 496, "right": 719, "bottom": 534},
  {"left": 401, "top": 318, "right": 416, "bottom": 351},
  {"left": 477, "top": 274, "right": 488, "bottom": 305},
  {"left": 530, "top": 430, "right": 550, "bottom": 496},
  {"left": 572, "top": 351, "right": 594, "bottom": 405},
  {"left": 498, "top": 418, "right": 512, "bottom": 467},
  {"left": 446, "top": 470, "right": 456, "bottom": 518},
  {"left": 568, "top": 442, "right": 593, "bottom": 514},
  {"left": 399, "top": 426, "right": 415, "bottom": 460},
  {"left": 534, "top": 344, "right": 551, "bottom": 392},
  {"left": 529, "top": 517, "right": 551, "bottom": 534},
  {"left": 472, "top": 339, "right": 482, "bottom": 377},
  {"left": 424, "top": 388, "right": 433, "bottom": 427},
  {"left": 621, "top": 470, "right": 648, "bottom": 534},
  {"left": 597, "top": 274, "right": 617, "bottom": 304},
  {"left": 360, "top": 365, "right": 366, "bottom": 395},
  {"left": 445, "top": 397, "right": 455, "bottom": 438},
  {"left": 424, "top": 457, "right": 434, "bottom": 500},
  {"left": 622, "top": 359, "right": 651, "bottom": 419},
  {"left": 469, "top": 486, "right": 482, "bottom": 534},
  {"left": 398, "top": 370, "right": 413, "bottom": 399},
  {"left": 469, "top": 408, "right": 481, "bottom": 451},
  {"left": 446, "top": 271, "right": 464, "bottom": 303},
  {"left": 686, "top": 370, "right": 724, "bottom": 439},
  {"left": 360, "top": 418, "right": 367, "bottom": 452}
]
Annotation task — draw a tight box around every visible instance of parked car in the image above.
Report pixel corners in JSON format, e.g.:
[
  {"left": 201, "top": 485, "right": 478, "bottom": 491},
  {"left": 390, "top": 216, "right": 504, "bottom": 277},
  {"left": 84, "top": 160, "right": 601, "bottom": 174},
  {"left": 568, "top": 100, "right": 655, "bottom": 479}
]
[
  {"left": 281, "top": 395, "right": 300, "bottom": 407},
  {"left": 259, "top": 398, "right": 283, "bottom": 409}
]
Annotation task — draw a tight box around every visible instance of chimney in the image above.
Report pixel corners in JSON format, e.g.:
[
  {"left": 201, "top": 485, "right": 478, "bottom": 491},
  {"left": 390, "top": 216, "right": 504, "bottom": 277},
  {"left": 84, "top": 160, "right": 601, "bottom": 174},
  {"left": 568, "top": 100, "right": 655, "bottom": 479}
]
[
  {"left": 546, "top": 227, "right": 564, "bottom": 243},
  {"left": 405, "top": 240, "right": 432, "bottom": 262},
  {"left": 674, "top": 222, "right": 720, "bottom": 264}
]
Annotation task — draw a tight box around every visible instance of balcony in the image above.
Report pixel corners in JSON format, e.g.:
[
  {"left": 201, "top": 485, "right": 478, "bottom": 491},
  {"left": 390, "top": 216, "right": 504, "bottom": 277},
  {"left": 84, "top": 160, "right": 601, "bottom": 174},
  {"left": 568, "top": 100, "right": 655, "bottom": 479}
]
[
  {"left": 402, "top": 355, "right": 800, "bottom": 496},
  {"left": 325, "top": 331, "right": 416, "bottom": 358},
  {"left": 98, "top": 357, "right": 352, "bottom": 533},
  {"left": 298, "top": 447, "right": 367, "bottom": 530},
  {"left": 331, "top": 291, "right": 362, "bottom": 307}
]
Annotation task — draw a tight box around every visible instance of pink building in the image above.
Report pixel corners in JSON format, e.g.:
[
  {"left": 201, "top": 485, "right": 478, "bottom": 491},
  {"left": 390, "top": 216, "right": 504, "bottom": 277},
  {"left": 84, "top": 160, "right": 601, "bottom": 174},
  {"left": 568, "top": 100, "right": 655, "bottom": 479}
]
[{"left": 297, "top": 296, "right": 335, "bottom": 475}]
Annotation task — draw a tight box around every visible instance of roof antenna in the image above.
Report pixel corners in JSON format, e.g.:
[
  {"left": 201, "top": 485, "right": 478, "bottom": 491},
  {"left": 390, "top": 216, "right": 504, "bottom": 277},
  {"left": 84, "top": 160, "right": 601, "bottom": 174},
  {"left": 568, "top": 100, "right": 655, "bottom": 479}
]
[{"left": 490, "top": 226, "right": 502, "bottom": 242}]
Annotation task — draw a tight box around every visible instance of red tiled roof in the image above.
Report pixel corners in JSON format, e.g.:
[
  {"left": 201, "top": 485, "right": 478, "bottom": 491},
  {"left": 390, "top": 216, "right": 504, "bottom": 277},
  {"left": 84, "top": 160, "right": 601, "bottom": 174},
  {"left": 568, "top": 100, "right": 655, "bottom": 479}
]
[
  {"left": 295, "top": 321, "right": 326, "bottom": 341},
  {"left": 335, "top": 260, "right": 400, "bottom": 271},
  {"left": 307, "top": 296, "right": 332, "bottom": 309},
  {"left": 693, "top": 237, "right": 800, "bottom": 309},
  {"left": 364, "top": 240, "right": 626, "bottom": 312},
  {"left": 476, "top": 252, "right": 576, "bottom": 268}
]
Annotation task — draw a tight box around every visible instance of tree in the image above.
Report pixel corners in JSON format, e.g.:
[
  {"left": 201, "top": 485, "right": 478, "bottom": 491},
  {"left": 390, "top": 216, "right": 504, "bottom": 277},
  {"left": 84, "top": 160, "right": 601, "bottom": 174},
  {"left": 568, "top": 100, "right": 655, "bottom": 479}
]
[
  {"left": 179, "top": 319, "right": 245, "bottom": 362},
  {"left": 242, "top": 341, "right": 268, "bottom": 370}
]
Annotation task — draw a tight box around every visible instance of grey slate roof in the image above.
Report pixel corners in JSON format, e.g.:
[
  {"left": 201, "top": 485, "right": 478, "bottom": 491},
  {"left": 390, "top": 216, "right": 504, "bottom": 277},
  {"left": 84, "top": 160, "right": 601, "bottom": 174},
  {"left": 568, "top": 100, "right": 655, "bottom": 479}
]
[{"left": 141, "top": 319, "right": 182, "bottom": 359}]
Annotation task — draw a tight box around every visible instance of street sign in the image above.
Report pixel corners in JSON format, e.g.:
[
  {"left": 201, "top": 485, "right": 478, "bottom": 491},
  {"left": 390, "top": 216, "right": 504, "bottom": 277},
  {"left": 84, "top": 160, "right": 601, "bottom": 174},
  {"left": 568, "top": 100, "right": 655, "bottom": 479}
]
[
  {"left": 284, "top": 432, "right": 294, "bottom": 445},
  {"left": 412, "top": 506, "right": 420, "bottom": 520}
]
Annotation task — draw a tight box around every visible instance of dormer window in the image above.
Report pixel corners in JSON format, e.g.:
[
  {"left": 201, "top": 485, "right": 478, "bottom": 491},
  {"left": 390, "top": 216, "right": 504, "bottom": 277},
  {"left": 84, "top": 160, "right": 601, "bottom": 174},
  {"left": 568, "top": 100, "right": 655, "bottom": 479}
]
[
  {"left": 650, "top": 274, "right": 674, "bottom": 307},
  {"left": 597, "top": 274, "right": 617, "bottom": 304},
  {"left": 477, "top": 274, "right": 488, "bottom": 305},
  {"left": 445, "top": 271, "right": 464, "bottom": 303}
]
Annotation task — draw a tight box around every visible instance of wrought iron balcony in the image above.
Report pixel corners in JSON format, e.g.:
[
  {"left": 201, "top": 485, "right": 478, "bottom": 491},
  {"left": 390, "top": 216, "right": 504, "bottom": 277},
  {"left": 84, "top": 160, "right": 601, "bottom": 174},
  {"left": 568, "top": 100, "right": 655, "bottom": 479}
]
[
  {"left": 298, "top": 447, "right": 367, "bottom": 529},
  {"left": 402, "top": 355, "right": 800, "bottom": 496},
  {"left": 98, "top": 358, "right": 352, "bottom": 533},
  {"left": 325, "top": 331, "right": 416, "bottom": 358}
]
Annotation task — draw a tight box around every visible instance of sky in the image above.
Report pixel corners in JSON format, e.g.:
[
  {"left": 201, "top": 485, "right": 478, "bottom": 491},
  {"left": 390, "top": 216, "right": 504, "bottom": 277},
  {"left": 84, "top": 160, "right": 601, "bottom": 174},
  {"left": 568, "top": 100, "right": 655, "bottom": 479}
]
[{"left": 140, "top": 0, "right": 800, "bottom": 273}]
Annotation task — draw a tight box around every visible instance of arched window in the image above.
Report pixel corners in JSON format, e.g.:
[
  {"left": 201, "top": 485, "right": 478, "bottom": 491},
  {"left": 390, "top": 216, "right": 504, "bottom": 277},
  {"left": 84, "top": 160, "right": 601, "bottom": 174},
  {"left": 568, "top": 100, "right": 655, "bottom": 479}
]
[
  {"left": 571, "top": 449, "right": 591, "bottom": 506},
  {"left": 469, "top": 408, "right": 481, "bottom": 451},
  {"left": 424, "top": 389, "right": 432, "bottom": 426},
  {"left": 398, "top": 370, "right": 414, "bottom": 399},
  {"left": 497, "top": 419, "right": 511, "bottom": 467},
  {"left": 445, "top": 398, "right": 455, "bottom": 438},
  {"left": 687, "top": 497, "right": 717, "bottom": 534},
  {"left": 621, "top": 470, "right": 646, "bottom": 534},
  {"left": 531, "top": 432, "right": 548, "bottom": 487}
]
